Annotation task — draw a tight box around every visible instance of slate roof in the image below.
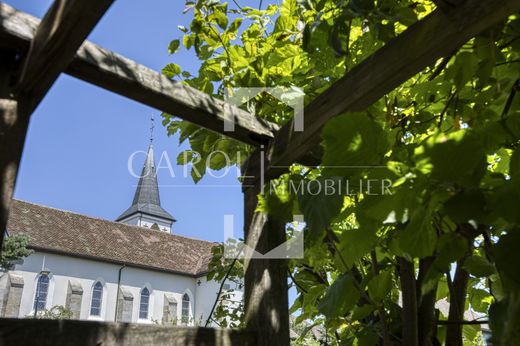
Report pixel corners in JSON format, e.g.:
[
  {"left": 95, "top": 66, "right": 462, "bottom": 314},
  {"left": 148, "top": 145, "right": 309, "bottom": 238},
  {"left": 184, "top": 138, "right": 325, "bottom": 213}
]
[
  {"left": 116, "top": 144, "right": 175, "bottom": 222},
  {"left": 6, "top": 199, "right": 215, "bottom": 277}
]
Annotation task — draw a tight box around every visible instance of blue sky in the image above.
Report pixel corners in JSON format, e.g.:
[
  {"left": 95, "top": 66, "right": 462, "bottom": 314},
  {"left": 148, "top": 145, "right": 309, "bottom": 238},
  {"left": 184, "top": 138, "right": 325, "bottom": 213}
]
[{"left": 7, "top": 0, "right": 254, "bottom": 243}]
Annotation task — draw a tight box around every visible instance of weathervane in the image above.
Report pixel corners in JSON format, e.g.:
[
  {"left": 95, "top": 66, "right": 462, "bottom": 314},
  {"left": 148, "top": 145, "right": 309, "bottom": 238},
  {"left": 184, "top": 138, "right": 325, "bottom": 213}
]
[{"left": 150, "top": 114, "right": 155, "bottom": 144}]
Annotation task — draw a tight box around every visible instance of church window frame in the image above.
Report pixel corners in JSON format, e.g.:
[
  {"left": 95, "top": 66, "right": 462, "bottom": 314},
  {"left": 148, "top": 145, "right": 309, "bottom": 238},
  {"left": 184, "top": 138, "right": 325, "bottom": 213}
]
[
  {"left": 89, "top": 280, "right": 104, "bottom": 317},
  {"left": 33, "top": 271, "right": 50, "bottom": 312},
  {"left": 139, "top": 286, "right": 151, "bottom": 320},
  {"left": 181, "top": 292, "right": 191, "bottom": 325}
]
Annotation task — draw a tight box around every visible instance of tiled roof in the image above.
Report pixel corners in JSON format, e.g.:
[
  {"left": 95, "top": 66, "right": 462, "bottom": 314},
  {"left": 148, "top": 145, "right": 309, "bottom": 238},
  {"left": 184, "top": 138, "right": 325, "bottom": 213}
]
[{"left": 6, "top": 200, "right": 216, "bottom": 277}]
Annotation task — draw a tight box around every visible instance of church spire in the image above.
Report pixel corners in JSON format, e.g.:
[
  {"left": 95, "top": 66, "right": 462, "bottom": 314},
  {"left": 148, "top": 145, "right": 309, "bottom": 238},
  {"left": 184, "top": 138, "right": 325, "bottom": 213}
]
[
  {"left": 116, "top": 131, "right": 175, "bottom": 232},
  {"left": 130, "top": 144, "right": 164, "bottom": 208}
]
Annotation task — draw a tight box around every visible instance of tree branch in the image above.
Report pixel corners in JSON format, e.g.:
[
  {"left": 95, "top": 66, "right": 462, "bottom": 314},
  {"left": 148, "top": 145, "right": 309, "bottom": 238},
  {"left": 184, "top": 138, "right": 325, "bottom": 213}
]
[
  {"left": 205, "top": 257, "right": 238, "bottom": 327},
  {"left": 446, "top": 239, "right": 472, "bottom": 346},
  {"left": 438, "top": 89, "right": 457, "bottom": 128},
  {"left": 398, "top": 257, "right": 418, "bottom": 346},
  {"left": 417, "top": 257, "right": 438, "bottom": 346},
  {"left": 502, "top": 79, "right": 520, "bottom": 118},
  {"left": 287, "top": 268, "right": 308, "bottom": 293},
  {"left": 371, "top": 250, "right": 391, "bottom": 346},
  {"left": 429, "top": 50, "right": 457, "bottom": 81},
  {"left": 438, "top": 320, "right": 488, "bottom": 325}
]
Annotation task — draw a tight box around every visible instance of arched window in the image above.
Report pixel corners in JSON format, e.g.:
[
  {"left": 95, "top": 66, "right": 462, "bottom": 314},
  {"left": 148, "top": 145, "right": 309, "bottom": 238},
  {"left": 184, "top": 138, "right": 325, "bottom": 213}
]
[
  {"left": 181, "top": 293, "right": 190, "bottom": 325},
  {"left": 139, "top": 287, "right": 150, "bottom": 319},
  {"left": 33, "top": 273, "right": 50, "bottom": 311},
  {"left": 90, "top": 281, "right": 103, "bottom": 316}
]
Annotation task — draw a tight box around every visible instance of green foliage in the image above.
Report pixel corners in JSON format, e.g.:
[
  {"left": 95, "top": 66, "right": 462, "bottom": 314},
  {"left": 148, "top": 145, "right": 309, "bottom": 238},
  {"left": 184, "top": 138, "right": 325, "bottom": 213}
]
[
  {"left": 321, "top": 113, "right": 390, "bottom": 177},
  {"left": 367, "top": 269, "right": 393, "bottom": 302},
  {"left": 1, "top": 234, "right": 33, "bottom": 270},
  {"left": 463, "top": 255, "right": 495, "bottom": 278},
  {"left": 289, "top": 317, "right": 323, "bottom": 345},
  {"left": 297, "top": 178, "right": 344, "bottom": 240},
  {"left": 33, "top": 305, "right": 73, "bottom": 320},
  {"left": 206, "top": 244, "right": 244, "bottom": 328},
  {"left": 163, "top": 0, "right": 520, "bottom": 343},
  {"left": 318, "top": 273, "right": 360, "bottom": 319}
]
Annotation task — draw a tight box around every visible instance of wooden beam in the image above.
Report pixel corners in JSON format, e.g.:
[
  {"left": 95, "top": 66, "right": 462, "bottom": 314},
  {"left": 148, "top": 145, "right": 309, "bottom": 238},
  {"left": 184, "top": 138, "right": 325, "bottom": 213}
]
[
  {"left": 267, "top": 0, "right": 520, "bottom": 175},
  {"left": 67, "top": 43, "right": 277, "bottom": 146},
  {"left": 0, "top": 98, "right": 23, "bottom": 246},
  {"left": 0, "top": 50, "right": 23, "bottom": 248},
  {"left": 0, "top": 318, "right": 257, "bottom": 346},
  {"left": 0, "top": 2, "right": 277, "bottom": 146},
  {"left": 15, "top": 0, "right": 115, "bottom": 113},
  {"left": 242, "top": 164, "right": 290, "bottom": 346}
]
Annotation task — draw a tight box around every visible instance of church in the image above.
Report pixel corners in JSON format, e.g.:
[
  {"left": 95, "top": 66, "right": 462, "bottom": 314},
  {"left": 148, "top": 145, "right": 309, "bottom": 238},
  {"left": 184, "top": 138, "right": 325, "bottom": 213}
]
[{"left": 0, "top": 144, "right": 236, "bottom": 325}]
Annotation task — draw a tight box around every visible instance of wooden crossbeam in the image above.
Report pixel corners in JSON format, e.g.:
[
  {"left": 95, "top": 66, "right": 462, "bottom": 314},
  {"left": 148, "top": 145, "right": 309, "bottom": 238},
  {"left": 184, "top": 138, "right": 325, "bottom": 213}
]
[
  {"left": 67, "top": 43, "right": 277, "bottom": 146},
  {"left": 0, "top": 318, "right": 257, "bottom": 346},
  {"left": 15, "top": 0, "right": 115, "bottom": 113},
  {"left": 0, "top": 2, "right": 277, "bottom": 146},
  {"left": 266, "top": 0, "right": 520, "bottom": 176}
]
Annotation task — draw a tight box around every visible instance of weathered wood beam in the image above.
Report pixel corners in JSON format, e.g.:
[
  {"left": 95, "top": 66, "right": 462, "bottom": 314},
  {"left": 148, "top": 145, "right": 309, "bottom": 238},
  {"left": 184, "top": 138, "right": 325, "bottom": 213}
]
[
  {"left": 267, "top": 0, "right": 520, "bottom": 175},
  {"left": 0, "top": 318, "right": 257, "bottom": 346},
  {"left": 15, "top": 0, "right": 115, "bottom": 113},
  {"left": 67, "top": 43, "right": 277, "bottom": 146},
  {"left": 242, "top": 158, "right": 290, "bottom": 346},
  {"left": 0, "top": 99, "right": 23, "bottom": 247},
  {"left": 0, "top": 2, "right": 277, "bottom": 146},
  {"left": 0, "top": 51, "right": 23, "bottom": 248}
]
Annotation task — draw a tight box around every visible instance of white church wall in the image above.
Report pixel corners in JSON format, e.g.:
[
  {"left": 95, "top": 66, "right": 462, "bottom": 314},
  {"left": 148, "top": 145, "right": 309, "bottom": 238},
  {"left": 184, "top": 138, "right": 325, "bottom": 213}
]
[
  {"left": 118, "top": 215, "right": 139, "bottom": 227},
  {"left": 15, "top": 252, "right": 122, "bottom": 320},
  {"left": 195, "top": 276, "right": 220, "bottom": 325},
  {"left": 117, "top": 214, "right": 172, "bottom": 233},
  {"left": 113, "top": 265, "right": 196, "bottom": 324},
  {"left": 195, "top": 277, "right": 244, "bottom": 327},
  {"left": 12, "top": 251, "right": 205, "bottom": 324}
]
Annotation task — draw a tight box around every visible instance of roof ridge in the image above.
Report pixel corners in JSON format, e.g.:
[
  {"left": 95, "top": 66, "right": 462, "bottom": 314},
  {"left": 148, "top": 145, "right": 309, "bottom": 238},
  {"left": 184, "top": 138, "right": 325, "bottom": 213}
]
[
  {"left": 12, "top": 199, "right": 215, "bottom": 245},
  {"left": 12, "top": 198, "right": 114, "bottom": 223}
]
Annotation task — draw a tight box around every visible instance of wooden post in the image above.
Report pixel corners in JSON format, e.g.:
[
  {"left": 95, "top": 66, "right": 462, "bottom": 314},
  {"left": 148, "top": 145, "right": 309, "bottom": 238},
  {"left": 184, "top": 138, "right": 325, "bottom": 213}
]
[
  {"left": 15, "top": 0, "right": 115, "bottom": 114},
  {"left": 242, "top": 152, "right": 289, "bottom": 346},
  {"left": 0, "top": 50, "right": 29, "bottom": 249}
]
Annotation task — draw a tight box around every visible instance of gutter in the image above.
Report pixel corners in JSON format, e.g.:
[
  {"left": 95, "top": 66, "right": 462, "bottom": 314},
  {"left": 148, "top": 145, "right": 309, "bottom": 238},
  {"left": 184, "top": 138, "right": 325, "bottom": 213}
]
[{"left": 114, "top": 264, "right": 126, "bottom": 322}]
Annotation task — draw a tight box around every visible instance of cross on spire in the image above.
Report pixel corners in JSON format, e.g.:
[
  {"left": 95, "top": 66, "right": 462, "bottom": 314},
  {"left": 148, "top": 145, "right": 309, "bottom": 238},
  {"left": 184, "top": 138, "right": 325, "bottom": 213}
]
[{"left": 150, "top": 114, "right": 155, "bottom": 144}]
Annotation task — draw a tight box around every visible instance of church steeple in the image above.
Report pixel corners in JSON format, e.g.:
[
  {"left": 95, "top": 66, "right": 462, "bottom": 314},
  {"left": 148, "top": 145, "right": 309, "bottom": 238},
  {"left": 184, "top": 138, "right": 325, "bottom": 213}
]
[{"left": 116, "top": 143, "right": 175, "bottom": 232}]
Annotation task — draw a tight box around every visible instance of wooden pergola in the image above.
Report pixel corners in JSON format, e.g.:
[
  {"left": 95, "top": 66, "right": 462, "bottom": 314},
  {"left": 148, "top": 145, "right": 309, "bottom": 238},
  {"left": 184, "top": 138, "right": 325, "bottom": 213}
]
[{"left": 0, "top": 0, "right": 519, "bottom": 345}]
